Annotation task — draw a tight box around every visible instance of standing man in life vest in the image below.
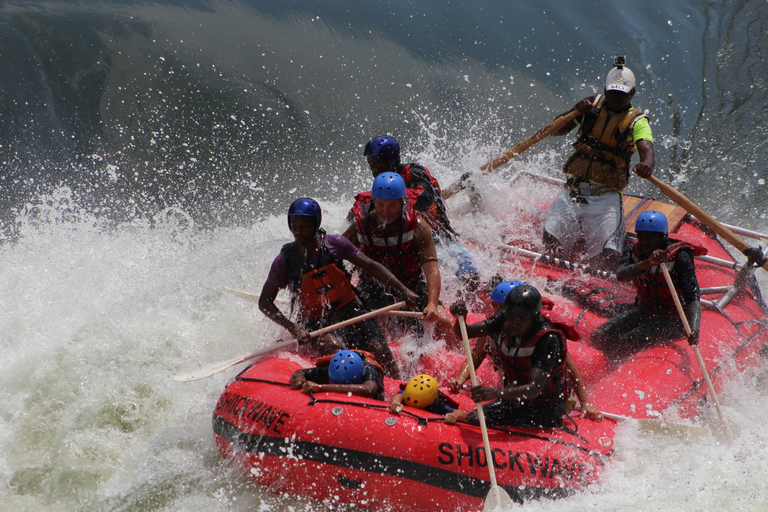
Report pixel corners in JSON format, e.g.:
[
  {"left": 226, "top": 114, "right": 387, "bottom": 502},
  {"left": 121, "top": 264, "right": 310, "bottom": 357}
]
[
  {"left": 590, "top": 210, "right": 704, "bottom": 363},
  {"left": 342, "top": 172, "right": 448, "bottom": 331},
  {"left": 364, "top": 136, "right": 479, "bottom": 288},
  {"left": 542, "top": 55, "right": 656, "bottom": 271},
  {"left": 259, "top": 197, "right": 419, "bottom": 378},
  {"left": 448, "top": 285, "right": 588, "bottom": 428}
]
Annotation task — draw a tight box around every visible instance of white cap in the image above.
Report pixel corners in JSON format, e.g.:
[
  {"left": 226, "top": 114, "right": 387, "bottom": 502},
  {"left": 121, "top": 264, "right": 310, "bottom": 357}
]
[{"left": 605, "top": 66, "right": 636, "bottom": 94}]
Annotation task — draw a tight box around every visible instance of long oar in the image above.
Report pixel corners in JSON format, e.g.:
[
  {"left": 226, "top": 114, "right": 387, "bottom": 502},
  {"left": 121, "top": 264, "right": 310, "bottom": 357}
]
[
  {"left": 457, "top": 316, "right": 512, "bottom": 511},
  {"left": 442, "top": 109, "right": 582, "bottom": 199},
  {"left": 646, "top": 175, "right": 768, "bottom": 272},
  {"left": 222, "top": 287, "right": 424, "bottom": 318},
  {"left": 588, "top": 408, "right": 708, "bottom": 438},
  {"left": 173, "top": 301, "right": 406, "bottom": 382},
  {"left": 659, "top": 264, "right": 731, "bottom": 440}
]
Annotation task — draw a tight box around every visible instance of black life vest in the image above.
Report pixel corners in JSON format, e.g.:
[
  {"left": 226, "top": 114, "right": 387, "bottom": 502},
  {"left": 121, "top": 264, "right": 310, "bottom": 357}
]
[{"left": 486, "top": 315, "right": 572, "bottom": 406}]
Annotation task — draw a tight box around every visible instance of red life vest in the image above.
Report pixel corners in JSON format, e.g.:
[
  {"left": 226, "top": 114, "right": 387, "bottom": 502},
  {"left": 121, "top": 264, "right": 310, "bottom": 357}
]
[
  {"left": 351, "top": 190, "right": 423, "bottom": 286},
  {"left": 281, "top": 230, "right": 356, "bottom": 318},
  {"left": 486, "top": 315, "right": 572, "bottom": 406},
  {"left": 632, "top": 238, "right": 707, "bottom": 318},
  {"left": 400, "top": 163, "right": 448, "bottom": 234}
]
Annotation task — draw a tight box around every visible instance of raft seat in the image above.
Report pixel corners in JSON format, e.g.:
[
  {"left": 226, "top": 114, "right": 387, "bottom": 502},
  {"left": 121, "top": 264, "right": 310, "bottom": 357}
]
[{"left": 623, "top": 195, "right": 687, "bottom": 236}]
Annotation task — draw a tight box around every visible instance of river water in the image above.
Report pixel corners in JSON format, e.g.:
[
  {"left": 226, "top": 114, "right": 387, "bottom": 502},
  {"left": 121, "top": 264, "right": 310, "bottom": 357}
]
[{"left": 1, "top": 1, "right": 768, "bottom": 511}]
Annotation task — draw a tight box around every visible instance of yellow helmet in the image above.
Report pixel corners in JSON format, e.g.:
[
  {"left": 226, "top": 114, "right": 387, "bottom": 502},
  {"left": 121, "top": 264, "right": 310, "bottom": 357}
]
[{"left": 403, "top": 374, "right": 439, "bottom": 409}]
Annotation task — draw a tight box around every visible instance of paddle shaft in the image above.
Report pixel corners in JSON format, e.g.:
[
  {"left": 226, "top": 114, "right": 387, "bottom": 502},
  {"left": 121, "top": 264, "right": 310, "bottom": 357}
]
[
  {"left": 659, "top": 264, "right": 730, "bottom": 438},
  {"left": 647, "top": 175, "right": 768, "bottom": 272},
  {"left": 173, "top": 301, "right": 406, "bottom": 382},
  {"left": 457, "top": 316, "right": 508, "bottom": 510},
  {"left": 222, "top": 287, "right": 422, "bottom": 317},
  {"left": 587, "top": 408, "right": 708, "bottom": 437}
]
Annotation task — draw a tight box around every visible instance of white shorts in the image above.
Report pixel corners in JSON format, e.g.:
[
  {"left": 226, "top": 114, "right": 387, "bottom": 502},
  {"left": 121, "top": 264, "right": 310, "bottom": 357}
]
[{"left": 543, "top": 188, "right": 626, "bottom": 258}]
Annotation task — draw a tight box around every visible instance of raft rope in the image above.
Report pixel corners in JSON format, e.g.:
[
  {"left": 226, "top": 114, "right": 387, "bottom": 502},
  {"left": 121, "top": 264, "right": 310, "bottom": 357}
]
[{"left": 234, "top": 376, "right": 598, "bottom": 453}]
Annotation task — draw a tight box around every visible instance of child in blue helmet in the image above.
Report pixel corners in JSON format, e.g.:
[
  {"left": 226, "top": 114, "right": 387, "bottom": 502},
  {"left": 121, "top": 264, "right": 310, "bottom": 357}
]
[
  {"left": 290, "top": 350, "right": 386, "bottom": 401},
  {"left": 590, "top": 210, "right": 704, "bottom": 363}
]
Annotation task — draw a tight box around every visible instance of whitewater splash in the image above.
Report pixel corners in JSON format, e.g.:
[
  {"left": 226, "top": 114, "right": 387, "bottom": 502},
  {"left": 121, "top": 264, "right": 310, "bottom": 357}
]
[{"left": 2, "top": 159, "right": 768, "bottom": 511}]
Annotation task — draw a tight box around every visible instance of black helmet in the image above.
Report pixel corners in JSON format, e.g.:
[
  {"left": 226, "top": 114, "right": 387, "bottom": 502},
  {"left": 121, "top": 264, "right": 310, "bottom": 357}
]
[{"left": 505, "top": 284, "right": 542, "bottom": 317}]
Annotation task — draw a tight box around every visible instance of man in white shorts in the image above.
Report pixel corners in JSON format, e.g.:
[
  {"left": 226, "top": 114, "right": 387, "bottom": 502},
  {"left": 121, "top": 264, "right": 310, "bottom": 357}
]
[{"left": 542, "top": 55, "right": 655, "bottom": 271}]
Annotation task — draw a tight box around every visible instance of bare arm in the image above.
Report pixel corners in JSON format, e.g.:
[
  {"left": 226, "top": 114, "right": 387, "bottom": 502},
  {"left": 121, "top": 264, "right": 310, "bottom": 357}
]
[
  {"left": 449, "top": 335, "right": 489, "bottom": 393},
  {"left": 634, "top": 139, "right": 655, "bottom": 179},
  {"left": 258, "top": 282, "right": 309, "bottom": 342},
  {"left": 566, "top": 354, "right": 602, "bottom": 421},
  {"left": 414, "top": 220, "right": 441, "bottom": 320},
  {"left": 341, "top": 222, "right": 359, "bottom": 246},
  {"left": 551, "top": 97, "right": 595, "bottom": 136},
  {"left": 302, "top": 380, "right": 379, "bottom": 398}
]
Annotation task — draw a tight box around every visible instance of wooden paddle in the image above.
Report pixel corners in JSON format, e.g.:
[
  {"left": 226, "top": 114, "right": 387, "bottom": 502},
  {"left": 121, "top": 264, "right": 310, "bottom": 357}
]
[
  {"left": 222, "top": 287, "right": 424, "bottom": 317},
  {"left": 457, "top": 316, "right": 512, "bottom": 511},
  {"left": 173, "top": 301, "right": 407, "bottom": 382},
  {"left": 442, "top": 109, "right": 582, "bottom": 199},
  {"left": 646, "top": 175, "right": 768, "bottom": 272},
  {"left": 593, "top": 409, "right": 708, "bottom": 438},
  {"left": 659, "top": 263, "right": 732, "bottom": 441}
]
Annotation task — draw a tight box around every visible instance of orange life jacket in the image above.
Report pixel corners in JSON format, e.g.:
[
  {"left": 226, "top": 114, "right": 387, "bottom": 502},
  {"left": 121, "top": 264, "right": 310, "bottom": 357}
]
[
  {"left": 282, "top": 230, "right": 356, "bottom": 318},
  {"left": 564, "top": 94, "right": 648, "bottom": 190}
]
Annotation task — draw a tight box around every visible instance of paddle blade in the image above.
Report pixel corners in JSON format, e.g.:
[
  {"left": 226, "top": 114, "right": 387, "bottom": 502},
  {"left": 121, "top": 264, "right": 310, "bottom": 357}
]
[
  {"left": 635, "top": 419, "right": 709, "bottom": 439},
  {"left": 483, "top": 485, "right": 513, "bottom": 511},
  {"left": 172, "top": 353, "right": 252, "bottom": 382}
]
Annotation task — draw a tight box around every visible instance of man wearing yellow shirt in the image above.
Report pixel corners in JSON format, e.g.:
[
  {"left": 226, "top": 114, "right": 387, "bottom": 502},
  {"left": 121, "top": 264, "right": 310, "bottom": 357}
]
[{"left": 542, "top": 55, "right": 656, "bottom": 271}]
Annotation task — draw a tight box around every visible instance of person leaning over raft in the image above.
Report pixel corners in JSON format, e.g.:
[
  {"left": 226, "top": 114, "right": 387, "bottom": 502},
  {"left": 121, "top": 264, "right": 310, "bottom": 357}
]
[
  {"left": 363, "top": 135, "right": 479, "bottom": 288},
  {"left": 390, "top": 374, "right": 468, "bottom": 424},
  {"left": 290, "top": 350, "right": 385, "bottom": 401},
  {"left": 449, "top": 284, "right": 602, "bottom": 427},
  {"left": 590, "top": 210, "right": 704, "bottom": 364},
  {"left": 342, "top": 172, "right": 454, "bottom": 334},
  {"left": 542, "top": 54, "right": 656, "bottom": 271},
  {"left": 259, "top": 198, "right": 419, "bottom": 378}
]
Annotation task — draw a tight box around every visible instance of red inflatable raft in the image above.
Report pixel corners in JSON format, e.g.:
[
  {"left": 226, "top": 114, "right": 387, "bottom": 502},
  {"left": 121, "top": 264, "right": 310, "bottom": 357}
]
[{"left": 212, "top": 192, "right": 768, "bottom": 511}]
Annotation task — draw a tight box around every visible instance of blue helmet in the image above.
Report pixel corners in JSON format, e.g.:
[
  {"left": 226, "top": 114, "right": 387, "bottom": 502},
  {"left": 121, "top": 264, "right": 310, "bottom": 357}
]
[
  {"left": 371, "top": 172, "right": 407, "bottom": 200},
  {"left": 505, "top": 284, "right": 542, "bottom": 317},
  {"left": 328, "top": 350, "right": 365, "bottom": 384},
  {"left": 635, "top": 210, "right": 668, "bottom": 235},
  {"left": 287, "top": 197, "right": 322, "bottom": 230},
  {"left": 364, "top": 135, "right": 400, "bottom": 167},
  {"left": 491, "top": 281, "right": 524, "bottom": 304}
]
